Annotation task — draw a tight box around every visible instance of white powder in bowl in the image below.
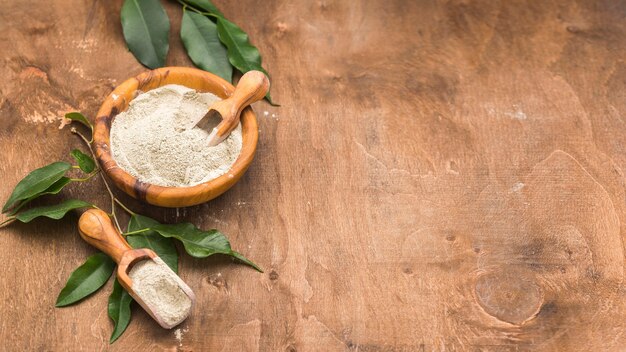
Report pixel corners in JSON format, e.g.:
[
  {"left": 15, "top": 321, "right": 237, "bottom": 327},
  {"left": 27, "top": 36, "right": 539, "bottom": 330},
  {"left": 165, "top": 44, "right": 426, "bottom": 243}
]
[
  {"left": 129, "top": 259, "right": 193, "bottom": 327},
  {"left": 110, "top": 84, "right": 242, "bottom": 187}
]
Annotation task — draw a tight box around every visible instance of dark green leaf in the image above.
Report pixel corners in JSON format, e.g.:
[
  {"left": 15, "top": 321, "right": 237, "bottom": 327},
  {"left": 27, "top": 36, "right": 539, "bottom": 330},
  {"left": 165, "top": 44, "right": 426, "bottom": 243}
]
[
  {"left": 121, "top": 0, "right": 170, "bottom": 68},
  {"left": 232, "top": 251, "right": 262, "bottom": 272},
  {"left": 215, "top": 17, "right": 276, "bottom": 104},
  {"left": 152, "top": 223, "right": 262, "bottom": 272},
  {"left": 14, "top": 199, "right": 93, "bottom": 223},
  {"left": 56, "top": 253, "right": 115, "bottom": 307},
  {"left": 3, "top": 162, "right": 71, "bottom": 213},
  {"left": 65, "top": 112, "right": 93, "bottom": 131},
  {"left": 108, "top": 279, "right": 133, "bottom": 343},
  {"left": 153, "top": 223, "right": 230, "bottom": 256},
  {"left": 70, "top": 149, "right": 96, "bottom": 173},
  {"left": 181, "top": 10, "right": 232, "bottom": 82},
  {"left": 40, "top": 177, "right": 72, "bottom": 196},
  {"left": 9, "top": 177, "right": 72, "bottom": 216},
  {"left": 127, "top": 214, "right": 178, "bottom": 273},
  {"left": 108, "top": 214, "right": 180, "bottom": 343},
  {"left": 182, "top": 0, "right": 224, "bottom": 17}
]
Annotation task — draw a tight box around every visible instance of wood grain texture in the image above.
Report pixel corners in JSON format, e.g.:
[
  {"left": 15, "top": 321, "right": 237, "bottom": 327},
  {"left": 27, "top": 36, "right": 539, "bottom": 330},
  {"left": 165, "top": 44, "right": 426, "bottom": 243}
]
[
  {"left": 78, "top": 209, "right": 134, "bottom": 263},
  {"left": 1, "top": 0, "right": 626, "bottom": 351}
]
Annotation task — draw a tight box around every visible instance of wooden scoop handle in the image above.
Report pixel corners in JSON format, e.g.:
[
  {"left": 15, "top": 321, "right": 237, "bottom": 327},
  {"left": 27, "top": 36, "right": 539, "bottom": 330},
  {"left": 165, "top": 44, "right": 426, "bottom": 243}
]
[
  {"left": 78, "top": 209, "right": 131, "bottom": 263},
  {"left": 210, "top": 70, "right": 269, "bottom": 143},
  {"left": 78, "top": 209, "right": 175, "bottom": 329}
]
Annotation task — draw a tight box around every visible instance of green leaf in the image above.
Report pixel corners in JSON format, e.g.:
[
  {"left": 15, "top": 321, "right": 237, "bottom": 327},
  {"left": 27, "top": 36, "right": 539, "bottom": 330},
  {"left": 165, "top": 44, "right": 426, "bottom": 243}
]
[
  {"left": 106, "top": 214, "right": 180, "bottom": 343},
  {"left": 215, "top": 17, "right": 276, "bottom": 104},
  {"left": 153, "top": 223, "right": 229, "bottom": 256},
  {"left": 9, "top": 177, "right": 72, "bottom": 216},
  {"left": 3, "top": 162, "right": 72, "bottom": 213},
  {"left": 152, "top": 222, "right": 262, "bottom": 272},
  {"left": 121, "top": 0, "right": 170, "bottom": 69},
  {"left": 108, "top": 279, "right": 133, "bottom": 343},
  {"left": 181, "top": 10, "right": 232, "bottom": 82},
  {"left": 14, "top": 199, "right": 93, "bottom": 223},
  {"left": 65, "top": 112, "right": 93, "bottom": 132},
  {"left": 181, "top": 0, "right": 224, "bottom": 17},
  {"left": 127, "top": 214, "right": 178, "bottom": 273},
  {"left": 70, "top": 149, "right": 96, "bottom": 173},
  {"left": 40, "top": 177, "right": 72, "bottom": 196},
  {"left": 232, "top": 251, "right": 262, "bottom": 272},
  {"left": 56, "top": 253, "right": 115, "bottom": 307}
]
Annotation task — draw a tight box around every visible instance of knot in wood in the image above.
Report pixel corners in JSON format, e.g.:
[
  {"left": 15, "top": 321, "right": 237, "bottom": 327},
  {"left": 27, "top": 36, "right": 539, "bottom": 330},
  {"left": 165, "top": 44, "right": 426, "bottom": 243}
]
[{"left": 474, "top": 269, "right": 543, "bottom": 325}]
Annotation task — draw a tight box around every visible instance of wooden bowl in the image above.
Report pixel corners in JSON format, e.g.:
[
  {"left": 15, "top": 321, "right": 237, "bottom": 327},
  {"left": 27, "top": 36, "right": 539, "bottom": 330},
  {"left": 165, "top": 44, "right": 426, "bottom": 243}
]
[{"left": 93, "top": 67, "right": 258, "bottom": 208}]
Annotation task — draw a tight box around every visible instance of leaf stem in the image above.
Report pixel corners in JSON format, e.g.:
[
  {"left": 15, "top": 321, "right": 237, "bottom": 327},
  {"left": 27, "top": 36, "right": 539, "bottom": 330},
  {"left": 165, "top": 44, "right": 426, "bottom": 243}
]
[
  {"left": 70, "top": 171, "right": 99, "bottom": 182},
  {"left": 204, "top": 12, "right": 220, "bottom": 19},
  {"left": 123, "top": 228, "right": 151, "bottom": 236},
  {"left": 0, "top": 217, "right": 16, "bottom": 228},
  {"left": 114, "top": 198, "right": 135, "bottom": 216},
  {"left": 175, "top": 0, "right": 219, "bottom": 18}
]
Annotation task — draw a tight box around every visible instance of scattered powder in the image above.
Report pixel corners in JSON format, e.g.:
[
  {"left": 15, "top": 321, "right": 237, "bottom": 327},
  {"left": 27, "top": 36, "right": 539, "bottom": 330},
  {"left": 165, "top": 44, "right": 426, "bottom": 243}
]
[
  {"left": 129, "top": 259, "right": 193, "bottom": 327},
  {"left": 510, "top": 182, "right": 525, "bottom": 192},
  {"left": 174, "top": 328, "right": 182, "bottom": 345},
  {"left": 174, "top": 326, "right": 188, "bottom": 346},
  {"left": 110, "top": 84, "right": 242, "bottom": 187}
]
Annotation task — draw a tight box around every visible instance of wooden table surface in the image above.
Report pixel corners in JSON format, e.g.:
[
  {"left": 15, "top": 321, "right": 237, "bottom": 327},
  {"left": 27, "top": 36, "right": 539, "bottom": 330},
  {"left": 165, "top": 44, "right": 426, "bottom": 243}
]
[{"left": 2, "top": 0, "right": 626, "bottom": 350}]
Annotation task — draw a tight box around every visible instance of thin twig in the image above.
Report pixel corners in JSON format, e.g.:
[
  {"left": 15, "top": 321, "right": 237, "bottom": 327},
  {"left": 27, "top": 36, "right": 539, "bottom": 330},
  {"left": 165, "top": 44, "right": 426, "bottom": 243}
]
[
  {"left": 71, "top": 128, "right": 124, "bottom": 233},
  {"left": 123, "top": 228, "right": 151, "bottom": 236},
  {"left": 69, "top": 171, "right": 99, "bottom": 182}
]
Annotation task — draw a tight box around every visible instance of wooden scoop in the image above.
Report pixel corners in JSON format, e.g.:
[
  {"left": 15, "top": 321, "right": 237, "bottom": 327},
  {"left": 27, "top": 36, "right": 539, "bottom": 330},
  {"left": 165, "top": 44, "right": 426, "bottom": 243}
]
[
  {"left": 78, "top": 209, "right": 196, "bottom": 329},
  {"left": 190, "top": 70, "right": 270, "bottom": 146}
]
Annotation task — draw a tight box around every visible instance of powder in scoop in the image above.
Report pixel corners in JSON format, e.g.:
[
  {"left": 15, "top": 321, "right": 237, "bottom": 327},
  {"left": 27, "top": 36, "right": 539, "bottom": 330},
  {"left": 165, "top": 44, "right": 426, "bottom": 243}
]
[
  {"left": 110, "top": 84, "right": 242, "bottom": 187},
  {"left": 129, "top": 259, "right": 193, "bottom": 327}
]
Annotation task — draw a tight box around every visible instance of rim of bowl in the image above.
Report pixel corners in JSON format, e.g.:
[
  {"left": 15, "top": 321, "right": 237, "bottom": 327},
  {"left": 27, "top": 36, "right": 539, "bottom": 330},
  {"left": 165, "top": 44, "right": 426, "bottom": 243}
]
[{"left": 93, "top": 67, "right": 258, "bottom": 208}]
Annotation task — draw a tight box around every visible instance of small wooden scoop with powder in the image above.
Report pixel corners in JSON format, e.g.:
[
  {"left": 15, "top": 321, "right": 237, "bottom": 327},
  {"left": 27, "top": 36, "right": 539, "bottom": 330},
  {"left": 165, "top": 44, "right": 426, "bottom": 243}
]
[
  {"left": 78, "top": 209, "right": 195, "bottom": 329},
  {"left": 189, "top": 70, "right": 270, "bottom": 146}
]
